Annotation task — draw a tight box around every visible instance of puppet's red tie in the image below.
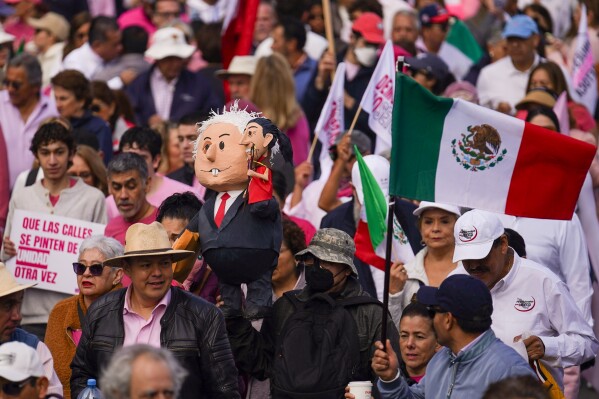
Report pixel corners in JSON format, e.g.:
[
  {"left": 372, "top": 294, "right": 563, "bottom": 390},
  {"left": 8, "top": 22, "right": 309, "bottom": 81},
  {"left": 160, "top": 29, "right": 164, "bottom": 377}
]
[{"left": 215, "top": 193, "right": 230, "bottom": 227}]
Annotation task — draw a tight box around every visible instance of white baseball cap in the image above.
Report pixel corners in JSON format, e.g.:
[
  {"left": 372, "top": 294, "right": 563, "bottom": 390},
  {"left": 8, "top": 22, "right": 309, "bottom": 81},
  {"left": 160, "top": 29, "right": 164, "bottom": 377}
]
[
  {"left": 452, "top": 210, "right": 504, "bottom": 263},
  {"left": 351, "top": 154, "right": 390, "bottom": 205},
  {"left": 145, "top": 27, "right": 195, "bottom": 60},
  {"left": 413, "top": 201, "right": 461, "bottom": 217},
  {"left": 0, "top": 342, "right": 45, "bottom": 382}
]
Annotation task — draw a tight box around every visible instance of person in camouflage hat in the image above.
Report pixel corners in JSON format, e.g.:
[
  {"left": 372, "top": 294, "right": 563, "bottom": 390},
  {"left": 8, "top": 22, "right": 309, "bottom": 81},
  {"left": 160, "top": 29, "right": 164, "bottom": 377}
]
[{"left": 225, "top": 228, "right": 400, "bottom": 395}]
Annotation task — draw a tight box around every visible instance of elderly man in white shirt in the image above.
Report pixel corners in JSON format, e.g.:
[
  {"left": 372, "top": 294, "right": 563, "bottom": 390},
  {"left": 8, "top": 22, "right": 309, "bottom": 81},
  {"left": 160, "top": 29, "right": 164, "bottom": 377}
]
[{"left": 451, "top": 210, "right": 598, "bottom": 392}]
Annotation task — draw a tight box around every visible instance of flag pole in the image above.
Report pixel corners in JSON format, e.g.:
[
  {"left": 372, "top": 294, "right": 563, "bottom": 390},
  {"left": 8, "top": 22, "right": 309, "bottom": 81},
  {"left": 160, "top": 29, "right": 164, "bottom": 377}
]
[
  {"left": 380, "top": 198, "right": 395, "bottom": 346},
  {"left": 381, "top": 56, "right": 406, "bottom": 346},
  {"left": 322, "top": 0, "right": 336, "bottom": 81},
  {"left": 307, "top": 131, "right": 319, "bottom": 162}
]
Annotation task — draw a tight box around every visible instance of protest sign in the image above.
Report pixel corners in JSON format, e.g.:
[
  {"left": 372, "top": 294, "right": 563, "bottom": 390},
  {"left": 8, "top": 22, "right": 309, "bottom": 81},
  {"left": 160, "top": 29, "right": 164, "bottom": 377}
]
[{"left": 6, "top": 210, "right": 106, "bottom": 294}]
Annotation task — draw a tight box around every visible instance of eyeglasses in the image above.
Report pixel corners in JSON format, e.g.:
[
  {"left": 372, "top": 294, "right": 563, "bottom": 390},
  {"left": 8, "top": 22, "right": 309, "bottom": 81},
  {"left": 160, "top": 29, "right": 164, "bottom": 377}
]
[
  {"left": 69, "top": 171, "right": 92, "bottom": 180},
  {"left": 1, "top": 378, "right": 33, "bottom": 396},
  {"left": 139, "top": 389, "right": 175, "bottom": 399},
  {"left": 3, "top": 79, "right": 22, "bottom": 90},
  {"left": 154, "top": 11, "right": 180, "bottom": 19},
  {"left": 72, "top": 262, "right": 106, "bottom": 276}
]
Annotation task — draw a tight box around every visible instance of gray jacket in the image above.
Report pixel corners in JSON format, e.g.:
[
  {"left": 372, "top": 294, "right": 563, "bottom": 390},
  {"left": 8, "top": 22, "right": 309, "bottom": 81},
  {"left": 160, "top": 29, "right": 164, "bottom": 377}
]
[{"left": 378, "top": 329, "right": 535, "bottom": 399}]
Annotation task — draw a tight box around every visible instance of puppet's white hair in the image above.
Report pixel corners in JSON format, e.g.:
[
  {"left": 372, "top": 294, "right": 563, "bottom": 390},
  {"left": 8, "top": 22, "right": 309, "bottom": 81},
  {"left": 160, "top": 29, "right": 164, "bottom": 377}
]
[{"left": 192, "top": 101, "right": 261, "bottom": 158}]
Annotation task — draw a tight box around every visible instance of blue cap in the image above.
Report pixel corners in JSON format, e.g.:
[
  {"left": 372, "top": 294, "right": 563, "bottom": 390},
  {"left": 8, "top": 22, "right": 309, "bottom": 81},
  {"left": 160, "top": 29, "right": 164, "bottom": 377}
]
[
  {"left": 417, "top": 274, "right": 493, "bottom": 322},
  {"left": 502, "top": 15, "right": 539, "bottom": 39},
  {"left": 419, "top": 4, "right": 450, "bottom": 27},
  {"left": 406, "top": 52, "right": 450, "bottom": 81},
  {"left": 0, "top": 1, "right": 14, "bottom": 17}
]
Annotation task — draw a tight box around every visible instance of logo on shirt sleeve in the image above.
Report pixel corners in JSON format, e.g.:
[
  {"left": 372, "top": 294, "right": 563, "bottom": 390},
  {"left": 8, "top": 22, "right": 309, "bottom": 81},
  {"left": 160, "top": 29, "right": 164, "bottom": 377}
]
[{"left": 514, "top": 297, "right": 535, "bottom": 312}]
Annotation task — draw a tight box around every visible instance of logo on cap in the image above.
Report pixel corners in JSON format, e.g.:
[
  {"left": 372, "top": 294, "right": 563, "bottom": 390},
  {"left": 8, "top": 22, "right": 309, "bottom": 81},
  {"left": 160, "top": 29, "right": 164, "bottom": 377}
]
[
  {"left": 0, "top": 353, "right": 16, "bottom": 366},
  {"left": 514, "top": 297, "right": 536, "bottom": 312},
  {"left": 451, "top": 124, "right": 507, "bottom": 172},
  {"left": 458, "top": 227, "right": 478, "bottom": 242}
]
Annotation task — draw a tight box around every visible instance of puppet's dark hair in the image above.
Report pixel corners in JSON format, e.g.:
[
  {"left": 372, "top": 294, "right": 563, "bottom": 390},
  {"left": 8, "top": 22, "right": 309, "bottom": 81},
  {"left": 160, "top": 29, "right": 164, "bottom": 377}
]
[{"left": 249, "top": 117, "right": 293, "bottom": 164}]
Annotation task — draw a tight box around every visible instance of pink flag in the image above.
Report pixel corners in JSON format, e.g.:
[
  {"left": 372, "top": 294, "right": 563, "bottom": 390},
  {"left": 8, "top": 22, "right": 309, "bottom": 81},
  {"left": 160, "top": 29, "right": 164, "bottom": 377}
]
[
  {"left": 553, "top": 92, "right": 570, "bottom": 136},
  {"left": 571, "top": 4, "right": 597, "bottom": 115},
  {"left": 360, "top": 40, "right": 396, "bottom": 154}
]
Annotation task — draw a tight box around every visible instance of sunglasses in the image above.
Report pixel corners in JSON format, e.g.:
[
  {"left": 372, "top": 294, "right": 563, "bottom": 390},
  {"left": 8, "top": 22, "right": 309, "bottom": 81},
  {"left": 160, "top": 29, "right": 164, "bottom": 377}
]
[
  {"left": 426, "top": 305, "right": 447, "bottom": 315},
  {"left": 3, "top": 79, "right": 22, "bottom": 90},
  {"left": 1, "top": 378, "right": 33, "bottom": 396},
  {"left": 72, "top": 262, "right": 106, "bottom": 276}
]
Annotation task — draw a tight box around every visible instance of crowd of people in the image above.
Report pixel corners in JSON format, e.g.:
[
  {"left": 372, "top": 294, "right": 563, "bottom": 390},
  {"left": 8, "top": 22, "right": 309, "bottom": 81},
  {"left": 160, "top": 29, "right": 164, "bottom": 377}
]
[{"left": 0, "top": 0, "right": 599, "bottom": 398}]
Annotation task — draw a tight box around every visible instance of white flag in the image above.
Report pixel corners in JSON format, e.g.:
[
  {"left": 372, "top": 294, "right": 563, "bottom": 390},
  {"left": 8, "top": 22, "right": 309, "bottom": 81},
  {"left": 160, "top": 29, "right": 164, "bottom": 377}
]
[
  {"left": 360, "top": 40, "right": 395, "bottom": 154},
  {"left": 571, "top": 4, "right": 597, "bottom": 115},
  {"left": 314, "top": 62, "right": 346, "bottom": 168}
]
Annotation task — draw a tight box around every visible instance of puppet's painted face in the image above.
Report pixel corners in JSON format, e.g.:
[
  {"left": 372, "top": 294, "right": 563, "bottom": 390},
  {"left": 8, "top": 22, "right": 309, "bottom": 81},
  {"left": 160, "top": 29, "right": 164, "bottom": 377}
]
[
  {"left": 195, "top": 122, "right": 248, "bottom": 192},
  {"left": 240, "top": 122, "right": 273, "bottom": 160}
]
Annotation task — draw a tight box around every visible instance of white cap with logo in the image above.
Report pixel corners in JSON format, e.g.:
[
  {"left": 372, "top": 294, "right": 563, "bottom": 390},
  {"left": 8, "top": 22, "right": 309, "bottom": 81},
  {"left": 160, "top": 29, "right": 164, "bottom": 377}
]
[
  {"left": 0, "top": 342, "right": 45, "bottom": 382},
  {"left": 452, "top": 210, "right": 504, "bottom": 263}
]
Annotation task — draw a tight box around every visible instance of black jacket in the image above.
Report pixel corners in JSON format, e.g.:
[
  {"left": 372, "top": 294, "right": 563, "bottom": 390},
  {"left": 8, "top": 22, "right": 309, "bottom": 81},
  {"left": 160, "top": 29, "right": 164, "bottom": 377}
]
[
  {"left": 70, "top": 287, "right": 240, "bottom": 399},
  {"left": 226, "top": 277, "right": 400, "bottom": 390}
]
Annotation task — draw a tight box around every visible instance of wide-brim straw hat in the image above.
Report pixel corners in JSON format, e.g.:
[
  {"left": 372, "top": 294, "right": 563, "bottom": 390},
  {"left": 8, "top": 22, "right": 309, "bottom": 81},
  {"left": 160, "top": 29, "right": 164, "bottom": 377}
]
[
  {"left": 0, "top": 263, "right": 36, "bottom": 298},
  {"left": 103, "top": 222, "right": 194, "bottom": 267}
]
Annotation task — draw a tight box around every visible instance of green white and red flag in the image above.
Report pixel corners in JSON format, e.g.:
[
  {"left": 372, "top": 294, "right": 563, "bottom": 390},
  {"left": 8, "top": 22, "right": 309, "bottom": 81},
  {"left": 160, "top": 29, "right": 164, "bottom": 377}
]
[
  {"left": 353, "top": 149, "right": 414, "bottom": 274},
  {"left": 390, "top": 73, "right": 596, "bottom": 220}
]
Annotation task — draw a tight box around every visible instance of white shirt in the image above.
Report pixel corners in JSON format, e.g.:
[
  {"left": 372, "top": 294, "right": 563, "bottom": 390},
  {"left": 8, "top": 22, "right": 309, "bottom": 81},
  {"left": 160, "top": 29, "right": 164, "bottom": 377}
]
[
  {"left": 255, "top": 31, "right": 328, "bottom": 62},
  {"left": 476, "top": 55, "right": 541, "bottom": 111},
  {"left": 214, "top": 190, "right": 243, "bottom": 219},
  {"left": 495, "top": 213, "right": 593, "bottom": 326},
  {"left": 150, "top": 68, "right": 178, "bottom": 121},
  {"left": 38, "top": 42, "right": 65, "bottom": 88},
  {"left": 453, "top": 254, "right": 598, "bottom": 389},
  {"left": 61, "top": 43, "right": 123, "bottom": 89},
  {"left": 36, "top": 340, "right": 63, "bottom": 396}
]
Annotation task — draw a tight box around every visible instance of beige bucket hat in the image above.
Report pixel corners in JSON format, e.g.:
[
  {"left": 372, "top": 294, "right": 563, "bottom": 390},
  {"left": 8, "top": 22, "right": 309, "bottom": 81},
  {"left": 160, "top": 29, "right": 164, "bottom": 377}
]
[
  {"left": 0, "top": 263, "right": 36, "bottom": 298},
  {"left": 103, "top": 222, "right": 194, "bottom": 267}
]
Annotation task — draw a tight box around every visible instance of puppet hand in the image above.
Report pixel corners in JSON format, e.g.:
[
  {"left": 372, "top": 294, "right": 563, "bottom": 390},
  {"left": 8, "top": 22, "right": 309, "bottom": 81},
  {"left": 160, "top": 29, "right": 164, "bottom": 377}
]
[
  {"left": 2, "top": 237, "right": 16, "bottom": 258},
  {"left": 389, "top": 262, "right": 408, "bottom": 294}
]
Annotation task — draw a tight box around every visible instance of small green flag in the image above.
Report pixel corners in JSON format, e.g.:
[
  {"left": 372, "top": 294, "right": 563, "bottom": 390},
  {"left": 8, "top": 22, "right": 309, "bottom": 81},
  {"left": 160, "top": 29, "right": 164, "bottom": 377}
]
[
  {"left": 446, "top": 18, "right": 483, "bottom": 64},
  {"left": 354, "top": 145, "right": 387, "bottom": 249}
]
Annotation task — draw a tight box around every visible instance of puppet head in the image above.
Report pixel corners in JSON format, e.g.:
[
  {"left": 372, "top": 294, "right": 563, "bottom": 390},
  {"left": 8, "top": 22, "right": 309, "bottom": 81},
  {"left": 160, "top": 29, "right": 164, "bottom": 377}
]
[
  {"left": 194, "top": 103, "right": 260, "bottom": 192},
  {"left": 240, "top": 117, "right": 294, "bottom": 165}
]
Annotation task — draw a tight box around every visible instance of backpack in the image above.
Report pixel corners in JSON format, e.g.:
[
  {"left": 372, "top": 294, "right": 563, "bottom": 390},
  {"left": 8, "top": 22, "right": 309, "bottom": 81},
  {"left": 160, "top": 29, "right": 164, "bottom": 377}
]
[{"left": 272, "top": 291, "right": 381, "bottom": 398}]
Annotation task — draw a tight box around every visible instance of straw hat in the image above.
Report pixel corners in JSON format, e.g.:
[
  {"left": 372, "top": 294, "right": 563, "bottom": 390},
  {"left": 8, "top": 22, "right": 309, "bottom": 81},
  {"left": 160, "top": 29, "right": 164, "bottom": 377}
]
[
  {"left": 0, "top": 263, "right": 36, "bottom": 298},
  {"left": 515, "top": 88, "right": 557, "bottom": 110},
  {"left": 215, "top": 55, "right": 257, "bottom": 78},
  {"left": 103, "top": 222, "right": 194, "bottom": 267}
]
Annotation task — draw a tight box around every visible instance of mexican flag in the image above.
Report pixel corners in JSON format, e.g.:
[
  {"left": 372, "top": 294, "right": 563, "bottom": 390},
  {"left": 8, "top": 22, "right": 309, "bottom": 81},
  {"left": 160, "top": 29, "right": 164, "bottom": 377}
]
[
  {"left": 390, "top": 73, "right": 596, "bottom": 220},
  {"left": 353, "top": 148, "right": 414, "bottom": 273},
  {"left": 446, "top": 18, "right": 483, "bottom": 64}
]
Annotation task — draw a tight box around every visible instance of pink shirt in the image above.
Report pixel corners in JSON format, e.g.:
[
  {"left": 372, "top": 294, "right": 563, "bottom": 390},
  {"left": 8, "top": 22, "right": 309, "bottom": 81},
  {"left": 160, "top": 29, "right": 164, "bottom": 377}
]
[
  {"left": 118, "top": 7, "right": 156, "bottom": 35},
  {"left": 287, "top": 113, "right": 310, "bottom": 166},
  {"left": 123, "top": 286, "right": 171, "bottom": 348},
  {"left": 0, "top": 91, "right": 58, "bottom": 188},
  {"left": 104, "top": 207, "right": 159, "bottom": 244},
  {"left": 106, "top": 175, "right": 202, "bottom": 220}
]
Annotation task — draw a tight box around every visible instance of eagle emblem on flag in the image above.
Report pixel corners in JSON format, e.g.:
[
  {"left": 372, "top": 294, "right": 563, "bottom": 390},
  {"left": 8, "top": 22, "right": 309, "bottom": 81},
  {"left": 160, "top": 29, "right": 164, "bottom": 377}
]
[{"left": 451, "top": 124, "right": 507, "bottom": 172}]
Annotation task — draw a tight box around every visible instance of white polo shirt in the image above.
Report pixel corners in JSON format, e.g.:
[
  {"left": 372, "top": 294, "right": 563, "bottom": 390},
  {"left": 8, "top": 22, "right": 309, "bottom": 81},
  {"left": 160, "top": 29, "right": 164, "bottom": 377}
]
[
  {"left": 453, "top": 253, "right": 598, "bottom": 389},
  {"left": 476, "top": 54, "right": 541, "bottom": 111}
]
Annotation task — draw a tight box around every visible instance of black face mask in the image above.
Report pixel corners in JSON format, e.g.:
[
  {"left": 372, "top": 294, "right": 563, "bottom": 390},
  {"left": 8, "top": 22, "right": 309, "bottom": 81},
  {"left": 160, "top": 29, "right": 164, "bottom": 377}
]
[{"left": 304, "top": 259, "right": 347, "bottom": 292}]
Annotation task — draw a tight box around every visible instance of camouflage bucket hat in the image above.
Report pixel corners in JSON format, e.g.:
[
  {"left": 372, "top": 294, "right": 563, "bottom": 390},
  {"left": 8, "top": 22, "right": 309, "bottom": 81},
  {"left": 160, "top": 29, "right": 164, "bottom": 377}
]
[{"left": 295, "top": 228, "right": 358, "bottom": 275}]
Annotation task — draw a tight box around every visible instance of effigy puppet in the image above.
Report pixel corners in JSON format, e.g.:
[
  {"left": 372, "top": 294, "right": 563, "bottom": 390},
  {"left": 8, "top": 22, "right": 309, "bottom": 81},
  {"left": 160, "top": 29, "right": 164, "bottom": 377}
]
[{"left": 172, "top": 104, "right": 292, "bottom": 319}]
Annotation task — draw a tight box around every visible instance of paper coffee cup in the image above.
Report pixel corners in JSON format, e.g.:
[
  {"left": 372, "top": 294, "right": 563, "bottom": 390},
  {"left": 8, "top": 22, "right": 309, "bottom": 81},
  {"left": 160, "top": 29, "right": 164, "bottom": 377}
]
[{"left": 348, "top": 381, "right": 372, "bottom": 399}]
